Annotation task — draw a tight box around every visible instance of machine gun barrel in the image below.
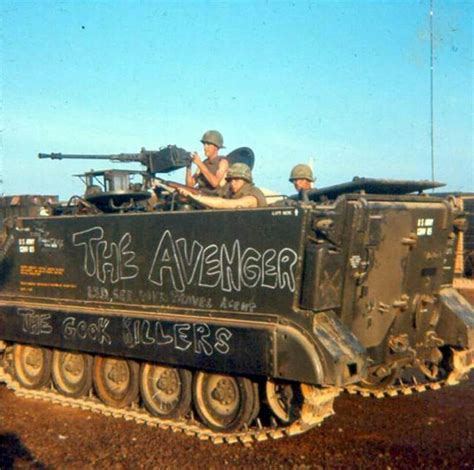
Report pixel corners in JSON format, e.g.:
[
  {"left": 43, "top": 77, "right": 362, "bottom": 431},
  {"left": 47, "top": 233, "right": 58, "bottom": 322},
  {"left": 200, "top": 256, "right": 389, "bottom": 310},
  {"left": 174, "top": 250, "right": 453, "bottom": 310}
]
[
  {"left": 38, "top": 146, "right": 192, "bottom": 174},
  {"left": 38, "top": 153, "right": 145, "bottom": 163}
]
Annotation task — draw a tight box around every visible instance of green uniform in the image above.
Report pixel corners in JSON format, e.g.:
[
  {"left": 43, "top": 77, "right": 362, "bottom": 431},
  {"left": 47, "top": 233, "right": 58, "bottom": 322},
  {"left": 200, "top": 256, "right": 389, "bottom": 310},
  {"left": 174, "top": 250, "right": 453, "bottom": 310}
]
[
  {"left": 196, "top": 157, "right": 227, "bottom": 191},
  {"left": 227, "top": 182, "right": 267, "bottom": 208}
]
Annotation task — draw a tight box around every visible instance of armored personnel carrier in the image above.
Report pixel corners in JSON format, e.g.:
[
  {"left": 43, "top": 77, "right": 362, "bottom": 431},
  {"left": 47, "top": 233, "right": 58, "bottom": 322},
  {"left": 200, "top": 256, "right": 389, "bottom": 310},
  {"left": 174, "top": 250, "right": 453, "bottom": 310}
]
[{"left": 0, "top": 147, "right": 472, "bottom": 444}]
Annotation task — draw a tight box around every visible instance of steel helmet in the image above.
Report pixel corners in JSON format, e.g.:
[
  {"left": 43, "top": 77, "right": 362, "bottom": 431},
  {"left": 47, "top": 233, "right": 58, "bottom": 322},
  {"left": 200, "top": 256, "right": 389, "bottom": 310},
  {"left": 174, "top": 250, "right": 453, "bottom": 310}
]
[
  {"left": 289, "top": 164, "right": 315, "bottom": 183},
  {"left": 226, "top": 163, "right": 253, "bottom": 183},
  {"left": 200, "top": 130, "right": 225, "bottom": 149}
]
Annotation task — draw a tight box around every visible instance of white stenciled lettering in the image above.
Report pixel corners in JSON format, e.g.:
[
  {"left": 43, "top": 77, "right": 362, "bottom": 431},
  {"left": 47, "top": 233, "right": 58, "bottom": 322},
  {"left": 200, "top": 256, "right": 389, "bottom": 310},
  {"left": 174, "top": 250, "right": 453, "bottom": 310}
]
[{"left": 416, "top": 218, "right": 435, "bottom": 237}]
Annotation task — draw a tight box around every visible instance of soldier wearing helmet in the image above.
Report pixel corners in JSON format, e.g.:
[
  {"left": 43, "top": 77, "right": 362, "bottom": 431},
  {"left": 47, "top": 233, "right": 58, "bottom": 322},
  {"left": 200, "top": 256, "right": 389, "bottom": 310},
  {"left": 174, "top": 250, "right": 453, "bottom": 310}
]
[
  {"left": 179, "top": 163, "right": 267, "bottom": 209},
  {"left": 185, "top": 130, "right": 229, "bottom": 192},
  {"left": 289, "top": 164, "right": 315, "bottom": 192}
]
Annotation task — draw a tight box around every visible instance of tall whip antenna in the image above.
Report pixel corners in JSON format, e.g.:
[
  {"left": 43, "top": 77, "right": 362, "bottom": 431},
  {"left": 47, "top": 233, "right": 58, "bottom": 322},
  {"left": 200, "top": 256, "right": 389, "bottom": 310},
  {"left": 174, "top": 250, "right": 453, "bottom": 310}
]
[{"left": 430, "top": 0, "right": 435, "bottom": 183}]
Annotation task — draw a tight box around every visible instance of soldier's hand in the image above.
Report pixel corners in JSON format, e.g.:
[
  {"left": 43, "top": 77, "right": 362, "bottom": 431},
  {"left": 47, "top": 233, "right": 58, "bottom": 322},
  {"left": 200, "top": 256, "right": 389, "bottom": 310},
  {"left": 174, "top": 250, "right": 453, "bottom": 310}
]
[
  {"left": 191, "top": 152, "right": 202, "bottom": 164},
  {"left": 177, "top": 187, "right": 192, "bottom": 198}
]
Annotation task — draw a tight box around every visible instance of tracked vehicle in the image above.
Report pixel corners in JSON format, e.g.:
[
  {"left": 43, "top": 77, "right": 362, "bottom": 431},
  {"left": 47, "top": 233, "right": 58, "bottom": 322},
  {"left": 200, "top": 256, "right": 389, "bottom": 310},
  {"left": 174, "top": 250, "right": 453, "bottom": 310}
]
[{"left": 0, "top": 147, "right": 473, "bottom": 444}]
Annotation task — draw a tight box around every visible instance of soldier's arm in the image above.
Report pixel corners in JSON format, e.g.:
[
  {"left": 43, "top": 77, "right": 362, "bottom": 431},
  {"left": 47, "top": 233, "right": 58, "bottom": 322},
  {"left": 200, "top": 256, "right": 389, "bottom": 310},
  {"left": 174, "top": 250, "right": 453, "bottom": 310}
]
[
  {"left": 195, "top": 158, "right": 229, "bottom": 189},
  {"left": 177, "top": 187, "right": 258, "bottom": 209},
  {"left": 185, "top": 165, "right": 196, "bottom": 187},
  {"left": 190, "top": 194, "right": 258, "bottom": 209}
]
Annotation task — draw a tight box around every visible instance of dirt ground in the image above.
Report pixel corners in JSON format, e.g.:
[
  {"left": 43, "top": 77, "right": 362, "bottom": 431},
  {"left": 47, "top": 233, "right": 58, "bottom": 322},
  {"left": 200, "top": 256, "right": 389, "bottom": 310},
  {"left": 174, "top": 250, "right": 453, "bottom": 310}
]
[
  {"left": 1, "top": 289, "right": 473, "bottom": 469},
  {"left": 1, "top": 377, "right": 473, "bottom": 469}
]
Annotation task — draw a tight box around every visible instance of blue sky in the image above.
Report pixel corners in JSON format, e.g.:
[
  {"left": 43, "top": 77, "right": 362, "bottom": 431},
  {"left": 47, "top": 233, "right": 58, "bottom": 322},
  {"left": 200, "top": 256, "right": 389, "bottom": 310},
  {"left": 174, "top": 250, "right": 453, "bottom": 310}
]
[{"left": 1, "top": 0, "right": 472, "bottom": 198}]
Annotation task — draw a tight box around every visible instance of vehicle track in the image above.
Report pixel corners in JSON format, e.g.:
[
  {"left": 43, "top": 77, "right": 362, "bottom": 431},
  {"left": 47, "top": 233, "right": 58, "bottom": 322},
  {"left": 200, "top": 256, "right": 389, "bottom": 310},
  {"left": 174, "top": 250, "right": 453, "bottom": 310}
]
[{"left": 0, "top": 347, "right": 339, "bottom": 445}]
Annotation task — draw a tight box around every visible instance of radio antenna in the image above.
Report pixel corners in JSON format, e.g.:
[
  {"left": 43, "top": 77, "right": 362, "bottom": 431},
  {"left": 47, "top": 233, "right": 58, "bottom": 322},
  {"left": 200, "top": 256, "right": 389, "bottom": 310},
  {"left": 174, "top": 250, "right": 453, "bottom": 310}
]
[{"left": 430, "top": 0, "right": 435, "bottom": 184}]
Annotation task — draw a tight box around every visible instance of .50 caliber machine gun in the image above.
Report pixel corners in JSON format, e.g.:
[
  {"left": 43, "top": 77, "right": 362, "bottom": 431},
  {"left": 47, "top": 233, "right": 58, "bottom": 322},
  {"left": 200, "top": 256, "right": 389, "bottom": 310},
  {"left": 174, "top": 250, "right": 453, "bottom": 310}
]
[
  {"left": 39, "top": 145, "right": 193, "bottom": 212},
  {"left": 39, "top": 145, "right": 192, "bottom": 175},
  {"left": 39, "top": 146, "right": 255, "bottom": 212}
]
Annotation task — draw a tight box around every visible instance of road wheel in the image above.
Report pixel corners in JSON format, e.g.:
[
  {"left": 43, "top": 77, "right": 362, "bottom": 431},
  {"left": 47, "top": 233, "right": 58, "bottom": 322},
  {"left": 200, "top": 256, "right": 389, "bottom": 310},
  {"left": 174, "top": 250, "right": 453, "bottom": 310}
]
[
  {"left": 93, "top": 356, "right": 139, "bottom": 408},
  {"left": 250, "top": 381, "right": 261, "bottom": 422},
  {"left": 193, "top": 372, "right": 256, "bottom": 432},
  {"left": 140, "top": 363, "right": 192, "bottom": 419},
  {"left": 265, "top": 379, "right": 302, "bottom": 423},
  {"left": 13, "top": 344, "right": 52, "bottom": 389},
  {"left": 52, "top": 350, "right": 93, "bottom": 397}
]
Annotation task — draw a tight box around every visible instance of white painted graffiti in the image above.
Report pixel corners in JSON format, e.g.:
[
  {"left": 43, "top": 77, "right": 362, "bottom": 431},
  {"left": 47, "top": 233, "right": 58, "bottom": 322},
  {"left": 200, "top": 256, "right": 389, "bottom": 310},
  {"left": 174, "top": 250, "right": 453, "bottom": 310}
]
[
  {"left": 72, "top": 226, "right": 139, "bottom": 284},
  {"left": 19, "top": 309, "right": 53, "bottom": 335},
  {"left": 122, "top": 318, "right": 232, "bottom": 355},
  {"left": 148, "top": 230, "right": 298, "bottom": 293},
  {"left": 219, "top": 296, "right": 256, "bottom": 313},
  {"left": 62, "top": 316, "right": 112, "bottom": 345},
  {"left": 170, "top": 292, "right": 213, "bottom": 309},
  {"left": 87, "top": 286, "right": 134, "bottom": 302}
]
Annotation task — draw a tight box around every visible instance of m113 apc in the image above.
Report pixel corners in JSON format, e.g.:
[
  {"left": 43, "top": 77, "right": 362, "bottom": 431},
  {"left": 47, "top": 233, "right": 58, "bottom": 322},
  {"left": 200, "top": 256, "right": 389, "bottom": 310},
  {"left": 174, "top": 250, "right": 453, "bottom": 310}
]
[{"left": 0, "top": 147, "right": 472, "bottom": 444}]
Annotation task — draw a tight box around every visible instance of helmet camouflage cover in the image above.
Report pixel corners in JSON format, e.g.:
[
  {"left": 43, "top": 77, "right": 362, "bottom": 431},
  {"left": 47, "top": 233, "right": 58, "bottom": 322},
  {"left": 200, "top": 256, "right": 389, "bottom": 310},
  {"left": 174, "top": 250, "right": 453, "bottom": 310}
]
[
  {"left": 200, "top": 130, "right": 225, "bottom": 149},
  {"left": 226, "top": 163, "right": 253, "bottom": 183},
  {"left": 289, "top": 164, "right": 315, "bottom": 182}
]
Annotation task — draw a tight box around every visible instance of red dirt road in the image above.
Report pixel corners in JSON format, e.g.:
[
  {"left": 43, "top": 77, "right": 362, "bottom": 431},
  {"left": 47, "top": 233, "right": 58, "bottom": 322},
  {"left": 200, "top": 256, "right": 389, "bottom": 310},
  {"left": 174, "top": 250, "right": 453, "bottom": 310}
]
[{"left": 1, "top": 376, "right": 473, "bottom": 469}]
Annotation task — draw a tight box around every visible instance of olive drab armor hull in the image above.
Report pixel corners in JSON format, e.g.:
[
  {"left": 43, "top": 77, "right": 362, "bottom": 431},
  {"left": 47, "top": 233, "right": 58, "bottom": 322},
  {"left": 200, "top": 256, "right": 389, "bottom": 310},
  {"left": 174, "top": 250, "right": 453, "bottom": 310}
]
[{"left": 0, "top": 174, "right": 472, "bottom": 444}]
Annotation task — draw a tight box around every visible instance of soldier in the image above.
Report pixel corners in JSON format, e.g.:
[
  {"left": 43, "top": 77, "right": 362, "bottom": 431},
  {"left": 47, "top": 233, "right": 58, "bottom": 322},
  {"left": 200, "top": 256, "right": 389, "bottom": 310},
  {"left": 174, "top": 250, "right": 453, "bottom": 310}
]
[
  {"left": 178, "top": 163, "right": 267, "bottom": 209},
  {"left": 185, "top": 130, "right": 229, "bottom": 191},
  {"left": 289, "top": 164, "right": 315, "bottom": 192}
]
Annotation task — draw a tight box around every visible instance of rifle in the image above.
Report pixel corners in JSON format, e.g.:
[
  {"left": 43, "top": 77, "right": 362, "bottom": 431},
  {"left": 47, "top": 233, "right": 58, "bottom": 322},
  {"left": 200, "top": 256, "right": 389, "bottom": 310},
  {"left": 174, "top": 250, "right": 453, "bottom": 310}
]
[
  {"left": 154, "top": 179, "right": 228, "bottom": 198},
  {"left": 154, "top": 179, "right": 204, "bottom": 196}
]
